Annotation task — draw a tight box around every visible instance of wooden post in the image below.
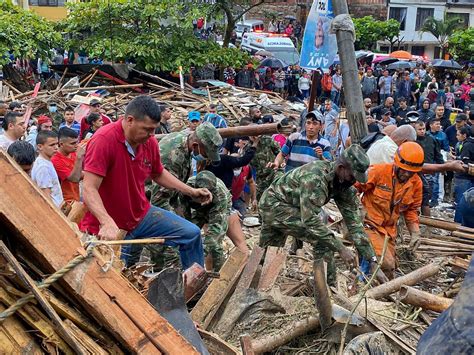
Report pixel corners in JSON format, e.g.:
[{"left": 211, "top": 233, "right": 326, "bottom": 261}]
[
  {"left": 313, "top": 259, "right": 332, "bottom": 330},
  {"left": 332, "top": 0, "right": 368, "bottom": 143},
  {"left": 398, "top": 286, "right": 453, "bottom": 312},
  {"left": 307, "top": 71, "right": 320, "bottom": 112},
  {"left": 366, "top": 263, "right": 441, "bottom": 300}
]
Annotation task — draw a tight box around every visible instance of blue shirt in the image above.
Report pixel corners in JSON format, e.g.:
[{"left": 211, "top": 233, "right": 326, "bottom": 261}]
[
  {"left": 203, "top": 113, "right": 228, "bottom": 129},
  {"left": 282, "top": 132, "right": 332, "bottom": 172},
  {"left": 428, "top": 130, "right": 449, "bottom": 152},
  {"left": 59, "top": 121, "right": 81, "bottom": 135}
]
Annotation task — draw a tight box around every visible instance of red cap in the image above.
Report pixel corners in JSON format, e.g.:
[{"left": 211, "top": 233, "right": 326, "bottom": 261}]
[{"left": 37, "top": 115, "right": 52, "bottom": 126}]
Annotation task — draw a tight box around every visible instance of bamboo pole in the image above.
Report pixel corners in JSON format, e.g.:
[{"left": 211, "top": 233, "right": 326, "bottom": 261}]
[
  {"left": 366, "top": 263, "right": 441, "bottom": 300},
  {"left": 398, "top": 286, "right": 453, "bottom": 312}
]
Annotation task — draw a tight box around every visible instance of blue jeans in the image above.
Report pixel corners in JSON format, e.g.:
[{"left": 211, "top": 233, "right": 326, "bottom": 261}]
[
  {"left": 454, "top": 178, "right": 474, "bottom": 223},
  {"left": 431, "top": 173, "right": 440, "bottom": 206},
  {"left": 457, "top": 192, "right": 474, "bottom": 228},
  {"left": 331, "top": 90, "right": 340, "bottom": 106},
  {"left": 301, "top": 89, "right": 310, "bottom": 99},
  {"left": 121, "top": 206, "right": 204, "bottom": 268}
]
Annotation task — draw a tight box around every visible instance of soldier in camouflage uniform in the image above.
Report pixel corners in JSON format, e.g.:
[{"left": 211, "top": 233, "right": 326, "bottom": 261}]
[
  {"left": 149, "top": 122, "right": 223, "bottom": 210},
  {"left": 181, "top": 171, "right": 232, "bottom": 271},
  {"left": 251, "top": 135, "right": 284, "bottom": 199},
  {"left": 259, "top": 144, "right": 387, "bottom": 285}
]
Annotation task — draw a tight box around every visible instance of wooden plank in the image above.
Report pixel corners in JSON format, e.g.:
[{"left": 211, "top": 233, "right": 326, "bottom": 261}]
[
  {"left": 0, "top": 151, "right": 197, "bottom": 354},
  {"left": 0, "top": 304, "right": 43, "bottom": 354},
  {"left": 448, "top": 257, "right": 470, "bottom": 270},
  {"left": 191, "top": 249, "right": 248, "bottom": 329},
  {"left": 63, "top": 319, "right": 108, "bottom": 355},
  {"left": 240, "top": 335, "right": 256, "bottom": 355},
  {"left": 235, "top": 246, "right": 264, "bottom": 293},
  {"left": 0, "top": 241, "right": 87, "bottom": 355},
  {"left": 257, "top": 247, "right": 286, "bottom": 292}
]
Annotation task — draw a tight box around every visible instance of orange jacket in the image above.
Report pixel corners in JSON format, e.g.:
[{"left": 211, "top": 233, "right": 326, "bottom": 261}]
[{"left": 355, "top": 163, "right": 422, "bottom": 238}]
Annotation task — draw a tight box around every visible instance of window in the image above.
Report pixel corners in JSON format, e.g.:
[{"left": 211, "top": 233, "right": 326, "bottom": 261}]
[
  {"left": 447, "top": 13, "right": 470, "bottom": 28},
  {"left": 415, "top": 8, "right": 434, "bottom": 30},
  {"left": 29, "top": 0, "right": 65, "bottom": 5},
  {"left": 434, "top": 47, "right": 441, "bottom": 59},
  {"left": 379, "top": 46, "right": 390, "bottom": 53},
  {"left": 389, "top": 7, "right": 407, "bottom": 30},
  {"left": 411, "top": 46, "right": 425, "bottom": 56}
]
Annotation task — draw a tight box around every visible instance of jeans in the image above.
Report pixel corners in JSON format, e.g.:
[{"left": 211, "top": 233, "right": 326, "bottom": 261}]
[
  {"left": 454, "top": 178, "right": 474, "bottom": 223},
  {"left": 457, "top": 192, "right": 474, "bottom": 228},
  {"left": 331, "top": 90, "right": 340, "bottom": 106},
  {"left": 300, "top": 89, "right": 310, "bottom": 99},
  {"left": 121, "top": 206, "right": 204, "bottom": 268},
  {"left": 431, "top": 173, "right": 440, "bottom": 206}
]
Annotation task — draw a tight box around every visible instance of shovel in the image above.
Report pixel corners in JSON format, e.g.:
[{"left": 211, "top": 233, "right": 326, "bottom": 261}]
[{"left": 147, "top": 268, "right": 210, "bottom": 355}]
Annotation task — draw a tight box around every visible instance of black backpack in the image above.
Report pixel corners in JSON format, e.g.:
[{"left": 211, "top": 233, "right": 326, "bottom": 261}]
[{"left": 360, "top": 132, "right": 385, "bottom": 151}]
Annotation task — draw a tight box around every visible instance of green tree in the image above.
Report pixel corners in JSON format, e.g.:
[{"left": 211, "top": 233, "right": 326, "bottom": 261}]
[
  {"left": 352, "top": 16, "right": 400, "bottom": 51},
  {"left": 448, "top": 27, "right": 474, "bottom": 61},
  {"left": 61, "top": 0, "right": 251, "bottom": 72},
  {"left": 420, "top": 15, "right": 463, "bottom": 58},
  {"left": 212, "top": 0, "right": 267, "bottom": 48},
  {"left": 0, "top": 1, "right": 62, "bottom": 65}
]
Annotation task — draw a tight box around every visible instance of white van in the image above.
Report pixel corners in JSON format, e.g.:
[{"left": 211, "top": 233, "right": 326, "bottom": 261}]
[
  {"left": 235, "top": 20, "right": 264, "bottom": 39},
  {"left": 241, "top": 32, "right": 300, "bottom": 66}
]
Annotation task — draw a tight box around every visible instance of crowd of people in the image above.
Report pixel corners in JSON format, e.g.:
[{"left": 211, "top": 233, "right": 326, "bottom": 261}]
[{"left": 0, "top": 62, "right": 473, "bottom": 284}]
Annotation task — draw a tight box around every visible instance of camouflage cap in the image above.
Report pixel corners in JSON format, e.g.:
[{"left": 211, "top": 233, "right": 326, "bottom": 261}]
[
  {"left": 341, "top": 144, "right": 370, "bottom": 183},
  {"left": 195, "top": 122, "right": 223, "bottom": 164},
  {"left": 195, "top": 171, "right": 217, "bottom": 190}
]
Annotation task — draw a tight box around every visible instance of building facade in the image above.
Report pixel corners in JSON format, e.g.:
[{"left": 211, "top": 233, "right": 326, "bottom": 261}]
[
  {"left": 384, "top": 0, "right": 473, "bottom": 59},
  {"left": 12, "top": 0, "right": 73, "bottom": 21}
]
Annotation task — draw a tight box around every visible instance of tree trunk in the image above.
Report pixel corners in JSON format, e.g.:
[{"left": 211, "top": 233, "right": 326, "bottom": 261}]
[{"left": 223, "top": 18, "right": 235, "bottom": 48}]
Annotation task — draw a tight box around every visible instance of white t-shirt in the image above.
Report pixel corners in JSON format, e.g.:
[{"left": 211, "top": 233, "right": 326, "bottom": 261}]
[
  {"left": 31, "top": 156, "right": 64, "bottom": 207},
  {"left": 366, "top": 135, "right": 398, "bottom": 165},
  {"left": 0, "top": 134, "right": 14, "bottom": 151}
]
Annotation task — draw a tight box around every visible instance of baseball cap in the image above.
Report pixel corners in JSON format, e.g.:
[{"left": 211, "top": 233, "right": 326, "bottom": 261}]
[
  {"left": 37, "top": 115, "right": 52, "bottom": 125},
  {"left": 188, "top": 111, "right": 201, "bottom": 122},
  {"left": 195, "top": 122, "right": 223, "bottom": 165},
  {"left": 305, "top": 110, "right": 323, "bottom": 123},
  {"left": 341, "top": 144, "right": 370, "bottom": 183},
  {"left": 90, "top": 98, "right": 101, "bottom": 106},
  {"left": 382, "top": 108, "right": 391, "bottom": 116}
]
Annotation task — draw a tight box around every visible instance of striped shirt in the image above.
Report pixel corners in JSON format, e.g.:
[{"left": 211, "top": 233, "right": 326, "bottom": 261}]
[
  {"left": 282, "top": 132, "right": 332, "bottom": 172},
  {"left": 59, "top": 121, "right": 81, "bottom": 135},
  {"left": 203, "top": 113, "right": 228, "bottom": 129}
]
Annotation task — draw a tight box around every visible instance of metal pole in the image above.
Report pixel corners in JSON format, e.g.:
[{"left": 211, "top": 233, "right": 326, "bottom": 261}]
[{"left": 331, "top": 0, "right": 368, "bottom": 143}]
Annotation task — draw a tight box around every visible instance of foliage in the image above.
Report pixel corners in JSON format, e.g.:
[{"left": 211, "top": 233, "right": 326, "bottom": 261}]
[
  {"left": 60, "top": 0, "right": 251, "bottom": 72},
  {"left": 448, "top": 27, "right": 474, "bottom": 61},
  {"left": 0, "top": 1, "right": 62, "bottom": 65},
  {"left": 420, "top": 15, "right": 463, "bottom": 50},
  {"left": 352, "top": 16, "right": 400, "bottom": 51}
]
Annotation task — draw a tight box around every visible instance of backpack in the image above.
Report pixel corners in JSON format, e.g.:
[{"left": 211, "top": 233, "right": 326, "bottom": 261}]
[
  {"left": 360, "top": 132, "right": 385, "bottom": 151},
  {"left": 322, "top": 74, "right": 332, "bottom": 92}
]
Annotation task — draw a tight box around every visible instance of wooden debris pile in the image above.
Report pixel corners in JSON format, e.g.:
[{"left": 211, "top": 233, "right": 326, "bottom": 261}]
[
  {"left": 1, "top": 65, "right": 305, "bottom": 129},
  {"left": 0, "top": 151, "right": 199, "bottom": 354}
]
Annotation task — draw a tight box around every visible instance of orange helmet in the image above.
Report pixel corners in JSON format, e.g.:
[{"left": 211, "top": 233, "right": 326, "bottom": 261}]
[{"left": 394, "top": 142, "right": 424, "bottom": 172}]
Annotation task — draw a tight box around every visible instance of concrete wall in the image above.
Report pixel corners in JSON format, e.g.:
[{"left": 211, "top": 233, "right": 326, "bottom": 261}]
[{"left": 29, "top": 6, "right": 68, "bottom": 21}]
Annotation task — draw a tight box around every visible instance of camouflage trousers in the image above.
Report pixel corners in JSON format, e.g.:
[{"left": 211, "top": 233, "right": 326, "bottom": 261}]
[
  {"left": 147, "top": 216, "right": 228, "bottom": 272},
  {"left": 258, "top": 198, "right": 336, "bottom": 285},
  {"left": 146, "top": 181, "right": 178, "bottom": 211}
]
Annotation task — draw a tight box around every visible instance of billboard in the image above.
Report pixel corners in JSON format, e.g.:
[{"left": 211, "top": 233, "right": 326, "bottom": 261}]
[{"left": 299, "top": 0, "right": 337, "bottom": 71}]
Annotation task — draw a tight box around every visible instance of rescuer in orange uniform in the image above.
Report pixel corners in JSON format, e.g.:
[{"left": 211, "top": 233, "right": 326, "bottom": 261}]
[{"left": 355, "top": 142, "right": 424, "bottom": 278}]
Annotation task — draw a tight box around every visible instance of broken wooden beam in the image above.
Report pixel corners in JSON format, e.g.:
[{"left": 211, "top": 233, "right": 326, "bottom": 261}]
[
  {"left": 366, "top": 263, "right": 441, "bottom": 300},
  {"left": 398, "top": 286, "right": 454, "bottom": 312},
  {"left": 60, "top": 83, "right": 143, "bottom": 93},
  {"left": 191, "top": 249, "right": 248, "bottom": 329},
  {"left": 257, "top": 247, "right": 286, "bottom": 292},
  {"left": 419, "top": 216, "right": 474, "bottom": 235},
  {"left": 240, "top": 335, "right": 256, "bottom": 355},
  {"left": 313, "top": 259, "right": 332, "bottom": 331},
  {"left": 0, "top": 150, "right": 197, "bottom": 354}
]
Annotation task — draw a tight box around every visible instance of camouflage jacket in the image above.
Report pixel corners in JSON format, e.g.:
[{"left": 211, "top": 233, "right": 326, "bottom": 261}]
[
  {"left": 251, "top": 135, "right": 282, "bottom": 180},
  {"left": 181, "top": 176, "right": 231, "bottom": 241},
  {"left": 159, "top": 131, "right": 192, "bottom": 181},
  {"left": 260, "top": 160, "right": 375, "bottom": 259}
]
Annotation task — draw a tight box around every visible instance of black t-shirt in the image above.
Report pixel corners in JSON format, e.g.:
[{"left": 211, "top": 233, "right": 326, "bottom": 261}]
[{"left": 206, "top": 147, "right": 256, "bottom": 188}]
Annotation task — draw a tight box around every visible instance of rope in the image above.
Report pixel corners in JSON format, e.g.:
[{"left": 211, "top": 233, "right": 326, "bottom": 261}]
[{"left": 0, "top": 249, "right": 94, "bottom": 322}]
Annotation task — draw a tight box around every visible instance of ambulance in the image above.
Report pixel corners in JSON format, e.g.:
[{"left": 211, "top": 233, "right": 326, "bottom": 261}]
[{"left": 240, "top": 32, "right": 300, "bottom": 66}]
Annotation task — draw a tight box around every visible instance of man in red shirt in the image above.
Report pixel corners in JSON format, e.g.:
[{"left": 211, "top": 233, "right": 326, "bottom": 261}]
[
  {"left": 51, "top": 127, "right": 85, "bottom": 203},
  {"left": 80, "top": 96, "right": 211, "bottom": 268},
  {"left": 79, "top": 98, "right": 111, "bottom": 139}
]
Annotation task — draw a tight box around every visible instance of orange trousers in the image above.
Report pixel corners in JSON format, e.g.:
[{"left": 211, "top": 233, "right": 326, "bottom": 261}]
[{"left": 365, "top": 228, "right": 397, "bottom": 279}]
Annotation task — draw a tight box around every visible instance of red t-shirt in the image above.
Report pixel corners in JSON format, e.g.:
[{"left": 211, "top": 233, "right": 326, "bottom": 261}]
[
  {"left": 79, "top": 113, "right": 111, "bottom": 140},
  {"left": 231, "top": 165, "right": 251, "bottom": 202},
  {"left": 79, "top": 120, "right": 163, "bottom": 234},
  {"left": 51, "top": 151, "right": 80, "bottom": 202}
]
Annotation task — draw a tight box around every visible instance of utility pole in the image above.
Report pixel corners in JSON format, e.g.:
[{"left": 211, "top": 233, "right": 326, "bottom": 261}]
[{"left": 332, "top": 0, "right": 367, "bottom": 143}]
